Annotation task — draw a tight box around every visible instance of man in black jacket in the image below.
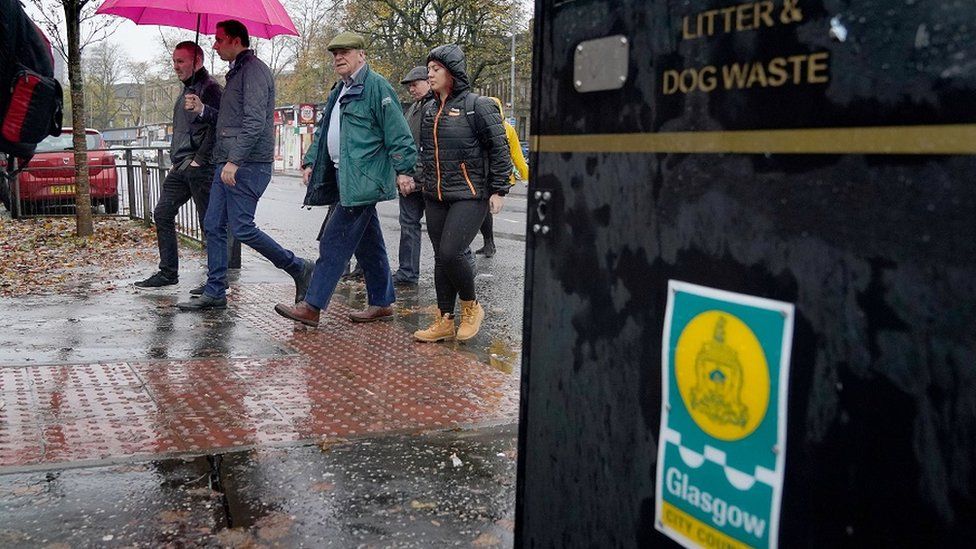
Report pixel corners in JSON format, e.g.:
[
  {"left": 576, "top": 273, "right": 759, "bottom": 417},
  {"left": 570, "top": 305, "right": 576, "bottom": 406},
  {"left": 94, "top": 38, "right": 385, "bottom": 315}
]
[{"left": 134, "top": 41, "right": 222, "bottom": 289}]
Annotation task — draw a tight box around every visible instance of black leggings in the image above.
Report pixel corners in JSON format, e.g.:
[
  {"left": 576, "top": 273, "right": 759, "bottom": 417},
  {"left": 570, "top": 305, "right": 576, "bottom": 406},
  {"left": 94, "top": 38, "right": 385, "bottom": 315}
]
[
  {"left": 424, "top": 198, "right": 488, "bottom": 315},
  {"left": 479, "top": 211, "right": 494, "bottom": 244}
]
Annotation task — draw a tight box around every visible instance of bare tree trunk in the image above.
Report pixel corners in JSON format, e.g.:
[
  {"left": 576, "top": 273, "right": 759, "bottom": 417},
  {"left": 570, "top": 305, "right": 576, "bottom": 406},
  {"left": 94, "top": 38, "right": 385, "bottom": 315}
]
[{"left": 64, "top": 0, "right": 93, "bottom": 236}]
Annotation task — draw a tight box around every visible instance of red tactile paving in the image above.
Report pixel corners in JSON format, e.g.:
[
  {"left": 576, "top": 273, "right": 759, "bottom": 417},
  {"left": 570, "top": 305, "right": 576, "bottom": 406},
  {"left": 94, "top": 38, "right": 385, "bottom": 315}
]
[
  {"left": 30, "top": 362, "right": 143, "bottom": 390},
  {"left": 41, "top": 416, "right": 181, "bottom": 463},
  {"left": 0, "top": 283, "right": 519, "bottom": 468},
  {"left": 34, "top": 385, "right": 158, "bottom": 421}
]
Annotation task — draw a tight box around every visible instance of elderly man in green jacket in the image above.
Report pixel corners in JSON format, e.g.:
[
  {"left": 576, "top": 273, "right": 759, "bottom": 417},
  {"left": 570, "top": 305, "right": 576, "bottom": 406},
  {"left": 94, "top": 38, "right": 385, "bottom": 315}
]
[{"left": 274, "top": 32, "right": 417, "bottom": 327}]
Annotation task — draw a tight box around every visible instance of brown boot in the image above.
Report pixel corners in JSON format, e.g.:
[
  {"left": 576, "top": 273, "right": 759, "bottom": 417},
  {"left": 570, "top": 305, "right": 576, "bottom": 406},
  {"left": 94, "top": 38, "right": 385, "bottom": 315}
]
[
  {"left": 348, "top": 305, "right": 394, "bottom": 323},
  {"left": 414, "top": 313, "right": 456, "bottom": 342},
  {"left": 274, "top": 301, "right": 321, "bottom": 327},
  {"left": 456, "top": 299, "right": 484, "bottom": 341}
]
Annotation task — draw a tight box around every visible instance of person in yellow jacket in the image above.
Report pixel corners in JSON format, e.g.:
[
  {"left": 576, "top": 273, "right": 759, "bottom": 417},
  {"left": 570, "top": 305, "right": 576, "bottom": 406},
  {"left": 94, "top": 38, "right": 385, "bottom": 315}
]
[{"left": 475, "top": 97, "right": 529, "bottom": 257}]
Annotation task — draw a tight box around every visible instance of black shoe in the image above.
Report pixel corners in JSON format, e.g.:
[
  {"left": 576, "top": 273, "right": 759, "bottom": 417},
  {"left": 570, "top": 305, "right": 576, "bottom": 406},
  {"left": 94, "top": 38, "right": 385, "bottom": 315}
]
[
  {"left": 341, "top": 265, "right": 364, "bottom": 280},
  {"left": 293, "top": 258, "right": 315, "bottom": 303},
  {"left": 190, "top": 283, "right": 230, "bottom": 297},
  {"left": 392, "top": 273, "right": 418, "bottom": 287},
  {"left": 134, "top": 272, "right": 178, "bottom": 289},
  {"left": 475, "top": 243, "right": 496, "bottom": 258},
  {"left": 177, "top": 294, "right": 227, "bottom": 310}
]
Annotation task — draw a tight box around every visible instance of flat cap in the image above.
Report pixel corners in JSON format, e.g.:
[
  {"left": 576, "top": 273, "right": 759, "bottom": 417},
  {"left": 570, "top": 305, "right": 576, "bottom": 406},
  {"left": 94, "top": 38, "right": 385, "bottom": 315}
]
[
  {"left": 400, "top": 66, "right": 428, "bottom": 84},
  {"left": 327, "top": 31, "right": 365, "bottom": 52}
]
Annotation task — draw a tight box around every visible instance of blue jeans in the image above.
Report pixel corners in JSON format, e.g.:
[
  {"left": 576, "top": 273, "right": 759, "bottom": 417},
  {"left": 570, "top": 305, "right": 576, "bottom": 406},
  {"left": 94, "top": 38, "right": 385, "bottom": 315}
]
[
  {"left": 304, "top": 204, "right": 395, "bottom": 311},
  {"left": 203, "top": 162, "right": 302, "bottom": 298},
  {"left": 394, "top": 191, "right": 424, "bottom": 282}
]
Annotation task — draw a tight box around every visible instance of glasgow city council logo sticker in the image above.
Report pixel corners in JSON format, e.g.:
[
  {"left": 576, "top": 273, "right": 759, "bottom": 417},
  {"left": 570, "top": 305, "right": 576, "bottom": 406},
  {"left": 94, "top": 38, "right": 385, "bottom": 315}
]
[
  {"left": 656, "top": 281, "right": 794, "bottom": 549},
  {"left": 676, "top": 311, "right": 769, "bottom": 442}
]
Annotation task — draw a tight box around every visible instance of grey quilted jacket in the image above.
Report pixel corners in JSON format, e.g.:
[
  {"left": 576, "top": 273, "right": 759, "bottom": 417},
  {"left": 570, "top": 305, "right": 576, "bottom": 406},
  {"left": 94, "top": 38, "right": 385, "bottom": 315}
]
[{"left": 199, "top": 49, "right": 275, "bottom": 164}]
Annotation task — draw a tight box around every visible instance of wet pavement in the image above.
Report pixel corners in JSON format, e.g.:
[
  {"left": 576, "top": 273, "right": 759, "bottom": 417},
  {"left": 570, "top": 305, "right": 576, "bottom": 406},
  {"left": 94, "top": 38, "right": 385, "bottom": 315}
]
[
  {"left": 0, "top": 427, "right": 516, "bottom": 547},
  {"left": 0, "top": 176, "right": 526, "bottom": 545}
]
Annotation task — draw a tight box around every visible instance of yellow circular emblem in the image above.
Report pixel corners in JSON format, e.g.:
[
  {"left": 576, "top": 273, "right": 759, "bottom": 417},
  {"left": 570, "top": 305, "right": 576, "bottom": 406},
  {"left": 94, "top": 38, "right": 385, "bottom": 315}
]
[{"left": 675, "top": 310, "right": 769, "bottom": 441}]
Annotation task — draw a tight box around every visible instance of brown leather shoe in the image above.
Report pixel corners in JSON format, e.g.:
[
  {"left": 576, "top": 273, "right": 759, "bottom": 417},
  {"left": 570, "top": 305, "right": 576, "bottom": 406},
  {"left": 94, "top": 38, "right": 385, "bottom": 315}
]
[
  {"left": 274, "top": 301, "right": 320, "bottom": 327},
  {"left": 348, "top": 305, "right": 394, "bottom": 323}
]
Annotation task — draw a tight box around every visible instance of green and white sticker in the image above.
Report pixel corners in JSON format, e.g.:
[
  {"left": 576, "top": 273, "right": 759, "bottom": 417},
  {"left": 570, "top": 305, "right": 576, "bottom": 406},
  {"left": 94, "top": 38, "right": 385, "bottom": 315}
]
[{"left": 656, "top": 281, "right": 794, "bottom": 549}]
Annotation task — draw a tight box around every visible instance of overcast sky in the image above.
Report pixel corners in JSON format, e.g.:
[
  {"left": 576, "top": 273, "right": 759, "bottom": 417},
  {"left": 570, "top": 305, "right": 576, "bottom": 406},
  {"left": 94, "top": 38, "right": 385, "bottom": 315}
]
[{"left": 114, "top": 20, "right": 195, "bottom": 64}]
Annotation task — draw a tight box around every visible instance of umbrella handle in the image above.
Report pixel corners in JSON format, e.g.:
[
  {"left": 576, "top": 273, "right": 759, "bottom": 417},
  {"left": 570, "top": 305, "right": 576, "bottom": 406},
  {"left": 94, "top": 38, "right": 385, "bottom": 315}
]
[{"left": 195, "top": 14, "right": 200, "bottom": 46}]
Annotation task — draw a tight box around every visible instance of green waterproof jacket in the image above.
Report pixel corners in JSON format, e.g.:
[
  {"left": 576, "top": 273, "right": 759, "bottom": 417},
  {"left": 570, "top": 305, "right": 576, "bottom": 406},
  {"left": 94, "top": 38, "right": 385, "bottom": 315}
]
[{"left": 302, "top": 64, "right": 416, "bottom": 207}]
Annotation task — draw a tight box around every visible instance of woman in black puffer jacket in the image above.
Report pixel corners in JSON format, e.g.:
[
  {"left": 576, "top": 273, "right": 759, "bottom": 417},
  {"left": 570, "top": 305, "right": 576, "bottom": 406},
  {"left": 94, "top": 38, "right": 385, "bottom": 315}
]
[{"left": 409, "top": 44, "right": 512, "bottom": 343}]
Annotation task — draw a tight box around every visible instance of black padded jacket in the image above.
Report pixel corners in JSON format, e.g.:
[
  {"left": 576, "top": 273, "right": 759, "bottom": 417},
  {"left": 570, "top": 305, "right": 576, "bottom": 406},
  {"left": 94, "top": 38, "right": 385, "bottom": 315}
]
[
  {"left": 170, "top": 67, "right": 221, "bottom": 168},
  {"left": 419, "top": 44, "right": 511, "bottom": 202}
]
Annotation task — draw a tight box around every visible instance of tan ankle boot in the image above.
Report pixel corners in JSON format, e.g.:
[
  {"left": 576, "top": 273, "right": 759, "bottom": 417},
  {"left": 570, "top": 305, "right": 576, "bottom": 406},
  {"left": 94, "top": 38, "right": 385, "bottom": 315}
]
[
  {"left": 456, "top": 299, "right": 484, "bottom": 341},
  {"left": 414, "top": 313, "right": 456, "bottom": 342}
]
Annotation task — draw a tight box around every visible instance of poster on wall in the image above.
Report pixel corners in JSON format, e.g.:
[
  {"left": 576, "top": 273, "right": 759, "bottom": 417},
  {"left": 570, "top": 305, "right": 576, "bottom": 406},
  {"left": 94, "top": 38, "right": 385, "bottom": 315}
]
[
  {"left": 656, "top": 281, "right": 794, "bottom": 549},
  {"left": 299, "top": 104, "right": 316, "bottom": 125}
]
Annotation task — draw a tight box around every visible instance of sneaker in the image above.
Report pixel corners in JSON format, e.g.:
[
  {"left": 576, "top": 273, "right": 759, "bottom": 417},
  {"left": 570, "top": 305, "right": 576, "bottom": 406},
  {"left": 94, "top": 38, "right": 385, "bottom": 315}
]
[
  {"left": 134, "top": 272, "right": 178, "bottom": 289},
  {"left": 456, "top": 299, "right": 485, "bottom": 341},
  {"left": 414, "top": 313, "right": 456, "bottom": 342}
]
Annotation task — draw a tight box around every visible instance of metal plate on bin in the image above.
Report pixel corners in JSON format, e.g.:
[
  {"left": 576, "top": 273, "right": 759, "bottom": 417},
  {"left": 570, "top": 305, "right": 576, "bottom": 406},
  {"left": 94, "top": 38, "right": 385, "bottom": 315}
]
[{"left": 573, "top": 35, "right": 629, "bottom": 92}]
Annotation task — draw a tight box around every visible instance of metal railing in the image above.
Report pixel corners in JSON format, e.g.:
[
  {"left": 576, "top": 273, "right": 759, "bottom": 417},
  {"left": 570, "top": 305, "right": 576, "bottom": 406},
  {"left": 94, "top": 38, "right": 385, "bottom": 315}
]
[{"left": 1, "top": 147, "right": 203, "bottom": 243}]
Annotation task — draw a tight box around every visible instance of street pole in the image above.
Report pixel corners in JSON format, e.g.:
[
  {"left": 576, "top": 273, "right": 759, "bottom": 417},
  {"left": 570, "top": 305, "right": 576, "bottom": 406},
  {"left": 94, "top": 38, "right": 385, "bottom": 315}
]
[{"left": 510, "top": 27, "right": 517, "bottom": 130}]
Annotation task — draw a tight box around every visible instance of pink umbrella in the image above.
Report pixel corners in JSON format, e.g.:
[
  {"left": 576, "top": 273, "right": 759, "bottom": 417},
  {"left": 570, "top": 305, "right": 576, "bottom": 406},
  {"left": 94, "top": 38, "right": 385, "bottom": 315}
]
[{"left": 95, "top": 0, "right": 298, "bottom": 40}]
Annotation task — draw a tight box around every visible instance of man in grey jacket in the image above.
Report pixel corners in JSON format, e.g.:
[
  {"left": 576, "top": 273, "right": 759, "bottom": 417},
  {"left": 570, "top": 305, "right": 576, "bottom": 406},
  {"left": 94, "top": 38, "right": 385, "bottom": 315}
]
[
  {"left": 392, "top": 66, "right": 431, "bottom": 286},
  {"left": 178, "top": 20, "right": 312, "bottom": 311},
  {"left": 134, "top": 42, "right": 221, "bottom": 290}
]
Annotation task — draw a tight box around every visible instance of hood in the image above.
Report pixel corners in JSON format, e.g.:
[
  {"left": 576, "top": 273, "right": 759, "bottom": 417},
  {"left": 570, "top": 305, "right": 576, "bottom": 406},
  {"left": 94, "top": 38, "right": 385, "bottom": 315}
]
[{"left": 427, "top": 43, "right": 470, "bottom": 95}]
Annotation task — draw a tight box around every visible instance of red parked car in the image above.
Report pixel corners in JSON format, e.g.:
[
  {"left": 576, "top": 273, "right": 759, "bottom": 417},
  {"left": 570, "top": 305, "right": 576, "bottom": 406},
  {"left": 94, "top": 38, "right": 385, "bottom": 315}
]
[{"left": 8, "top": 128, "right": 119, "bottom": 214}]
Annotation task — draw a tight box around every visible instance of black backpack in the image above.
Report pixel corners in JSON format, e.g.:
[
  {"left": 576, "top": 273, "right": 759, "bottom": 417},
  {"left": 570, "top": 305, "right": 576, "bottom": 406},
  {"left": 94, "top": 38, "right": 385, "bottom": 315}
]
[
  {"left": 462, "top": 92, "right": 494, "bottom": 180},
  {"left": 0, "top": 0, "right": 62, "bottom": 160}
]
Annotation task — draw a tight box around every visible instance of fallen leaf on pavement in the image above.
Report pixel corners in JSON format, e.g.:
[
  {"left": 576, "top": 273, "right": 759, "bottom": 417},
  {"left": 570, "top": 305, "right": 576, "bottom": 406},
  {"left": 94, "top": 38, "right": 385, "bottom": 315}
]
[
  {"left": 0, "top": 217, "right": 194, "bottom": 298},
  {"left": 214, "top": 528, "right": 255, "bottom": 547},
  {"left": 254, "top": 512, "right": 294, "bottom": 541},
  {"left": 318, "top": 437, "right": 348, "bottom": 453},
  {"left": 158, "top": 510, "right": 190, "bottom": 524},
  {"left": 495, "top": 518, "right": 515, "bottom": 532},
  {"left": 310, "top": 482, "right": 335, "bottom": 493},
  {"left": 472, "top": 532, "right": 501, "bottom": 546}
]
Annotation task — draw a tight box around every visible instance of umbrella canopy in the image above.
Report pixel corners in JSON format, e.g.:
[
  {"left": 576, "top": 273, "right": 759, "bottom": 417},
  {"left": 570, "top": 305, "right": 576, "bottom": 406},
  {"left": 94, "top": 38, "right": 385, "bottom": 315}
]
[{"left": 95, "top": 0, "right": 298, "bottom": 39}]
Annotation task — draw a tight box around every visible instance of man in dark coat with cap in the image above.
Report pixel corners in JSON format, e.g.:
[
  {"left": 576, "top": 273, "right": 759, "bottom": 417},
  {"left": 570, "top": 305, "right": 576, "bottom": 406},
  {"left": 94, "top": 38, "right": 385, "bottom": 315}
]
[{"left": 392, "top": 65, "right": 432, "bottom": 286}]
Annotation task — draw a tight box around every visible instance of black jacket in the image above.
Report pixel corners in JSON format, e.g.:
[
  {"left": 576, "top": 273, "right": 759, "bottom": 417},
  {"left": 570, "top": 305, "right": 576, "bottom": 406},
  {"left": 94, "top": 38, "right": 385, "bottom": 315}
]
[
  {"left": 199, "top": 49, "right": 275, "bottom": 164},
  {"left": 420, "top": 44, "right": 510, "bottom": 202},
  {"left": 170, "top": 67, "right": 221, "bottom": 168}
]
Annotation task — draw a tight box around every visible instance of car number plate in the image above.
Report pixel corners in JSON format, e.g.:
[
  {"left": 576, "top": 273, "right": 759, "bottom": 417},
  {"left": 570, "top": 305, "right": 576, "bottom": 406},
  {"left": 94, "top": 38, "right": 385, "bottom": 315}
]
[{"left": 51, "top": 185, "right": 75, "bottom": 195}]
